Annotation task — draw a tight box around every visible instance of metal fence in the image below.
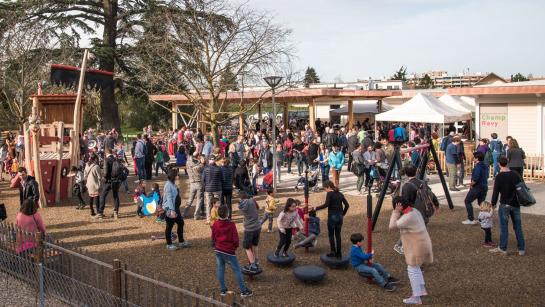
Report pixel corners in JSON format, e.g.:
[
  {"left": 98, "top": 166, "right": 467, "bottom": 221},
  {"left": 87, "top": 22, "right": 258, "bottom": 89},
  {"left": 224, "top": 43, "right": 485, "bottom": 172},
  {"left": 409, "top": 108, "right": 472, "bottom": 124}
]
[{"left": 0, "top": 222, "right": 250, "bottom": 307}]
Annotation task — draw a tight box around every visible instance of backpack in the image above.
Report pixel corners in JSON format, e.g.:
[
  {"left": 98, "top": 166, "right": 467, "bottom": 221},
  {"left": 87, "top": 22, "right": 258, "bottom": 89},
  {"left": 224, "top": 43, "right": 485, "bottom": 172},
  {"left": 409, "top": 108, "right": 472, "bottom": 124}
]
[
  {"left": 110, "top": 158, "right": 123, "bottom": 181},
  {"left": 394, "top": 127, "right": 406, "bottom": 142},
  {"left": 439, "top": 136, "right": 450, "bottom": 151},
  {"left": 408, "top": 180, "right": 437, "bottom": 222}
]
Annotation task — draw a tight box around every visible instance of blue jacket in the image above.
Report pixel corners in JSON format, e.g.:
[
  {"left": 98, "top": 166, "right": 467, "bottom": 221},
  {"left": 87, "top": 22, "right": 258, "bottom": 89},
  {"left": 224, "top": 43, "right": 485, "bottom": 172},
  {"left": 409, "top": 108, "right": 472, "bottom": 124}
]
[
  {"left": 134, "top": 139, "right": 146, "bottom": 159},
  {"left": 175, "top": 151, "right": 187, "bottom": 166},
  {"left": 308, "top": 216, "right": 320, "bottom": 235},
  {"left": 445, "top": 143, "right": 459, "bottom": 164},
  {"left": 202, "top": 164, "right": 223, "bottom": 192},
  {"left": 328, "top": 150, "right": 345, "bottom": 170},
  {"left": 350, "top": 245, "right": 372, "bottom": 267},
  {"left": 220, "top": 166, "right": 234, "bottom": 191},
  {"left": 471, "top": 161, "right": 489, "bottom": 188}
]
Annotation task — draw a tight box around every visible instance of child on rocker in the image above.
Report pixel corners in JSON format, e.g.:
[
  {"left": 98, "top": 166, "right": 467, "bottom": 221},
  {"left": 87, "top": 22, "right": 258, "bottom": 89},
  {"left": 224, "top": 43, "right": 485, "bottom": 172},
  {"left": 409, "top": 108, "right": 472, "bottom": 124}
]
[
  {"left": 478, "top": 201, "right": 495, "bottom": 248},
  {"left": 294, "top": 209, "right": 320, "bottom": 249},
  {"left": 212, "top": 205, "right": 253, "bottom": 298},
  {"left": 238, "top": 191, "right": 262, "bottom": 273},
  {"left": 275, "top": 198, "right": 303, "bottom": 257},
  {"left": 260, "top": 189, "right": 278, "bottom": 233},
  {"left": 134, "top": 180, "right": 146, "bottom": 217},
  {"left": 350, "top": 233, "right": 399, "bottom": 292},
  {"left": 150, "top": 183, "right": 165, "bottom": 223}
]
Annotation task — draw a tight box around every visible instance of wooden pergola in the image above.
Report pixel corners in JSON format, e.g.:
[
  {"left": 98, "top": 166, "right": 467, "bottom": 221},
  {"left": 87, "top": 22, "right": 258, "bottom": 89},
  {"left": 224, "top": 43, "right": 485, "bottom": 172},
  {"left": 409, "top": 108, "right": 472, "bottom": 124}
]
[{"left": 150, "top": 88, "right": 401, "bottom": 134}]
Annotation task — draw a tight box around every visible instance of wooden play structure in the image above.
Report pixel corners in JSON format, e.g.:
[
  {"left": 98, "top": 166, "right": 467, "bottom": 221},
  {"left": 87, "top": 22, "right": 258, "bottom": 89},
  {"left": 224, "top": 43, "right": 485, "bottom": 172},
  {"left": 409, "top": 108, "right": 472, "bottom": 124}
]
[{"left": 24, "top": 90, "right": 85, "bottom": 207}]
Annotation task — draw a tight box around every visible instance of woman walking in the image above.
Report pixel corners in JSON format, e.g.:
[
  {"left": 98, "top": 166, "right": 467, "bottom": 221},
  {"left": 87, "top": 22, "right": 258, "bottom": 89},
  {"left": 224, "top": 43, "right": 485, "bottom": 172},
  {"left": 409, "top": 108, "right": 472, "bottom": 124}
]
[
  {"left": 314, "top": 181, "right": 350, "bottom": 258},
  {"left": 84, "top": 154, "right": 101, "bottom": 217},
  {"left": 163, "top": 169, "right": 191, "bottom": 251},
  {"left": 318, "top": 143, "right": 330, "bottom": 185},
  {"left": 506, "top": 138, "right": 525, "bottom": 179},
  {"left": 389, "top": 196, "right": 433, "bottom": 305}
]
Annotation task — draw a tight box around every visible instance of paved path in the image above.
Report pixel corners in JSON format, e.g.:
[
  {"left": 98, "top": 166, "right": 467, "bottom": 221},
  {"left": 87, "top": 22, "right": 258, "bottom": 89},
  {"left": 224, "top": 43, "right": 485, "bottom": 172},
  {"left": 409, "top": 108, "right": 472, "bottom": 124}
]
[{"left": 273, "top": 166, "right": 545, "bottom": 215}]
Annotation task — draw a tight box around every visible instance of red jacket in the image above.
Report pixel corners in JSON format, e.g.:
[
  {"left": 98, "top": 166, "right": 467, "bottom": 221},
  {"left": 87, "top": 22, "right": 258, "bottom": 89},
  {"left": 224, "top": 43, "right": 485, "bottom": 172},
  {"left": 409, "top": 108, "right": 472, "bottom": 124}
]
[{"left": 212, "top": 219, "right": 239, "bottom": 255}]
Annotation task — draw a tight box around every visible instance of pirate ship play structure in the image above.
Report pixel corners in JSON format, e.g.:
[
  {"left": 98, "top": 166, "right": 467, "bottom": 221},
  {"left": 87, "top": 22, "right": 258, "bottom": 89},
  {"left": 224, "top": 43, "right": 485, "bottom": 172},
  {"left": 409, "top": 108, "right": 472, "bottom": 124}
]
[{"left": 24, "top": 50, "right": 113, "bottom": 207}]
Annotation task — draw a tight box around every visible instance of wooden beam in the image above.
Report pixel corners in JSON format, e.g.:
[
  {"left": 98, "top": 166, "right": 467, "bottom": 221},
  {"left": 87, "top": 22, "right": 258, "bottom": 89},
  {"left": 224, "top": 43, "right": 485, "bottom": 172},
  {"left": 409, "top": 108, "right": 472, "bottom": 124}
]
[
  {"left": 23, "top": 123, "right": 31, "bottom": 170},
  {"left": 172, "top": 104, "right": 178, "bottom": 130},
  {"left": 283, "top": 102, "right": 289, "bottom": 129},
  {"left": 31, "top": 97, "right": 47, "bottom": 208},
  {"left": 347, "top": 100, "right": 354, "bottom": 128},
  {"left": 54, "top": 122, "right": 64, "bottom": 203},
  {"left": 309, "top": 99, "right": 316, "bottom": 131},
  {"left": 239, "top": 112, "right": 245, "bottom": 135}
]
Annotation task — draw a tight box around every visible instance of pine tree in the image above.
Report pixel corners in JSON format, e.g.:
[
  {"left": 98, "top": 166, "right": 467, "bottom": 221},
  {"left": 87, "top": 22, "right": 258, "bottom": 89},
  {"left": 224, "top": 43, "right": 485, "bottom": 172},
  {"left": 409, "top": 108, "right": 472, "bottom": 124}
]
[
  {"left": 304, "top": 67, "right": 320, "bottom": 87},
  {"left": 392, "top": 66, "right": 407, "bottom": 81}
]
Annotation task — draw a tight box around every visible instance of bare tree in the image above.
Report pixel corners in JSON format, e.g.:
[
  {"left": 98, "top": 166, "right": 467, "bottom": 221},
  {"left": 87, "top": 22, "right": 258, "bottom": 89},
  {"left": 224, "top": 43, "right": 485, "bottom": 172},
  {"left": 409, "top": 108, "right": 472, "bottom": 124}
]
[
  {"left": 0, "top": 20, "right": 78, "bottom": 130},
  {"left": 132, "top": 0, "right": 296, "bottom": 144}
]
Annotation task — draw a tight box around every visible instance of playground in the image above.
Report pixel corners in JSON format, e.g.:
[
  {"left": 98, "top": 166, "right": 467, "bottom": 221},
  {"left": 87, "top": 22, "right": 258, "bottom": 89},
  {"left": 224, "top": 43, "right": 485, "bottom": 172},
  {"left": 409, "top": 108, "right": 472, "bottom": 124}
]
[{"left": 2, "top": 168, "right": 545, "bottom": 306}]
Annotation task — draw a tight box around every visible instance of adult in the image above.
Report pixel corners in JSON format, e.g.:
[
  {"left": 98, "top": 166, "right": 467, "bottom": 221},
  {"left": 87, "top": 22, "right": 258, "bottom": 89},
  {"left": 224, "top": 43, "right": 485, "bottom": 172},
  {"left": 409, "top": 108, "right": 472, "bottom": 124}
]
[
  {"left": 234, "top": 161, "right": 253, "bottom": 195},
  {"left": 352, "top": 144, "right": 366, "bottom": 194},
  {"left": 219, "top": 158, "right": 234, "bottom": 219},
  {"left": 488, "top": 133, "right": 503, "bottom": 178},
  {"left": 283, "top": 134, "right": 294, "bottom": 174},
  {"left": 462, "top": 152, "right": 489, "bottom": 225},
  {"left": 10, "top": 167, "right": 39, "bottom": 208},
  {"left": 456, "top": 137, "right": 466, "bottom": 187},
  {"left": 103, "top": 131, "right": 116, "bottom": 151},
  {"left": 183, "top": 153, "right": 205, "bottom": 219},
  {"left": 84, "top": 154, "right": 102, "bottom": 217},
  {"left": 258, "top": 140, "right": 273, "bottom": 175},
  {"left": 134, "top": 134, "right": 147, "bottom": 182},
  {"left": 202, "top": 156, "right": 223, "bottom": 224},
  {"left": 328, "top": 145, "right": 344, "bottom": 188},
  {"left": 307, "top": 138, "right": 319, "bottom": 167},
  {"left": 144, "top": 135, "right": 156, "bottom": 180},
  {"left": 445, "top": 136, "right": 461, "bottom": 191},
  {"left": 98, "top": 148, "right": 121, "bottom": 219},
  {"left": 16, "top": 199, "right": 47, "bottom": 255},
  {"left": 389, "top": 196, "right": 433, "bottom": 305},
  {"left": 318, "top": 143, "right": 330, "bottom": 184},
  {"left": 293, "top": 137, "right": 306, "bottom": 176},
  {"left": 202, "top": 136, "right": 214, "bottom": 159},
  {"left": 362, "top": 144, "right": 377, "bottom": 192},
  {"left": 490, "top": 156, "right": 525, "bottom": 255},
  {"left": 163, "top": 169, "right": 190, "bottom": 250},
  {"left": 314, "top": 181, "right": 350, "bottom": 258},
  {"left": 506, "top": 138, "right": 525, "bottom": 179},
  {"left": 346, "top": 129, "right": 359, "bottom": 171}
]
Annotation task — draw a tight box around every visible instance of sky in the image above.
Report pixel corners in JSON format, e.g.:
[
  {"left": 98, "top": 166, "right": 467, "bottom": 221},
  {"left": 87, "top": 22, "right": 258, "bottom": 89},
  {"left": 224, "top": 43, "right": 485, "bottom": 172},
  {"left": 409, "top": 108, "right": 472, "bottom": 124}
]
[{"left": 247, "top": 0, "right": 545, "bottom": 82}]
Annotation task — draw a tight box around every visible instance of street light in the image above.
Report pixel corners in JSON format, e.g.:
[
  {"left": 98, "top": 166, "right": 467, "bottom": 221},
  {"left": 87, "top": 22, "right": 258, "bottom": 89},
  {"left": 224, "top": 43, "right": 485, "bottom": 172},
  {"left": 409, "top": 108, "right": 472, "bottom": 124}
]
[{"left": 263, "top": 76, "right": 283, "bottom": 191}]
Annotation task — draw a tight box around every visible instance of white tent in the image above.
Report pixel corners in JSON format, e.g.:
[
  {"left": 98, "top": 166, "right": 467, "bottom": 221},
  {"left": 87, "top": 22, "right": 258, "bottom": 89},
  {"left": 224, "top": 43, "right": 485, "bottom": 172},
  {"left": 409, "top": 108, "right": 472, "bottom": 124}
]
[
  {"left": 330, "top": 100, "right": 393, "bottom": 115},
  {"left": 375, "top": 93, "right": 471, "bottom": 123},
  {"left": 438, "top": 95, "right": 474, "bottom": 113}
]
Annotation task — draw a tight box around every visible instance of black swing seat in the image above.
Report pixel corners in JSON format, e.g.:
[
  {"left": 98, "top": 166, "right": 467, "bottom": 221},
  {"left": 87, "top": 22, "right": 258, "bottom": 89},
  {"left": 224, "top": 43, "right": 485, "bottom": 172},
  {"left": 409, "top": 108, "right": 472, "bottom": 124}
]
[
  {"left": 267, "top": 252, "right": 296, "bottom": 266},
  {"left": 320, "top": 253, "right": 350, "bottom": 269},
  {"left": 293, "top": 265, "right": 326, "bottom": 283}
]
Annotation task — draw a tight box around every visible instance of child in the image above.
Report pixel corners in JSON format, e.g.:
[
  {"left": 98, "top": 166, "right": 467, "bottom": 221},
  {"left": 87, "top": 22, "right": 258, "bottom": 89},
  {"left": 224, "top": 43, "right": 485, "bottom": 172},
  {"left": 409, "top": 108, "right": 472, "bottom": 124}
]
[
  {"left": 238, "top": 191, "right": 261, "bottom": 273},
  {"left": 212, "top": 205, "right": 253, "bottom": 298},
  {"left": 210, "top": 198, "right": 221, "bottom": 226},
  {"left": 134, "top": 180, "right": 146, "bottom": 217},
  {"left": 294, "top": 166, "right": 320, "bottom": 192},
  {"left": 478, "top": 201, "right": 495, "bottom": 247},
  {"left": 69, "top": 166, "right": 87, "bottom": 210},
  {"left": 250, "top": 158, "right": 259, "bottom": 194},
  {"left": 150, "top": 183, "right": 165, "bottom": 223},
  {"left": 294, "top": 209, "right": 320, "bottom": 249},
  {"left": 275, "top": 198, "right": 303, "bottom": 257},
  {"left": 260, "top": 189, "right": 278, "bottom": 233},
  {"left": 350, "top": 233, "right": 398, "bottom": 291}
]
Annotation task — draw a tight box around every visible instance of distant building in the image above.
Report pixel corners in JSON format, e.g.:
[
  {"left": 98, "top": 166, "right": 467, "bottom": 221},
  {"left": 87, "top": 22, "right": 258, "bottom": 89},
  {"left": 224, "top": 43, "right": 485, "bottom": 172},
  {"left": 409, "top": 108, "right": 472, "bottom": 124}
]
[
  {"left": 307, "top": 79, "right": 406, "bottom": 90},
  {"left": 407, "top": 70, "right": 493, "bottom": 88}
]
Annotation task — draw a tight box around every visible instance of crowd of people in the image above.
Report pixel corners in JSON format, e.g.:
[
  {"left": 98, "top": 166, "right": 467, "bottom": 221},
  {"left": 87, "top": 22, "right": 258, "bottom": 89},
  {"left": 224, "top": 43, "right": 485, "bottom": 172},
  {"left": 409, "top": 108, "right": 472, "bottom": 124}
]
[{"left": 3, "top": 116, "right": 532, "bottom": 304}]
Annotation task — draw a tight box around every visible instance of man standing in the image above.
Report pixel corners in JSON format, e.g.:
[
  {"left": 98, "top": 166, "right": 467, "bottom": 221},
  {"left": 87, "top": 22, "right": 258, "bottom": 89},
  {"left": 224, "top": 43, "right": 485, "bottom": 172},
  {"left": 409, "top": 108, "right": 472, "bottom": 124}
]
[
  {"left": 183, "top": 153, "right": 205, "bottom": 219},
  {"left": 99, "top": 148, "right": 121, "bottom": 219},
  {"left": 328, "top": 145, "right": 345, "bottom": 188},
  {"left": 457, "top": 138, "right": 466, "bottom": 187},
  {"left": 202, "top": 156, "right": 223, "bottom": 224},
  {"left": 446, "top": 136, "right": 461, "bottom": 191},
  {"left": 134, "top": 134, "right": 146, "bottom": 182},
  {"left": 144, "top": 135, "right": 156, "bottom": 180},
  {"left": 259, "top": 141, "right": 273, "bottom": 175},
  {"left": 347, "top": 128, "right": 359, "bottom": 172},
  {"left": 11, "top": 167, "right": 40, "bottom": 208},
  {"left": 462, "top": 152, "right": 488, "bottom": 225}
]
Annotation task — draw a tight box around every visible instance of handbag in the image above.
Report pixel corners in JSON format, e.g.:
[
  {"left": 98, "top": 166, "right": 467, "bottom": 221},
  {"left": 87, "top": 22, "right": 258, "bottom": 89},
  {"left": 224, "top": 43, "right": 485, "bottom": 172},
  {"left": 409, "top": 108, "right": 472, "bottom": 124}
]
[{"left": 515, "top": 182, "right": 536, "bottom": 206}]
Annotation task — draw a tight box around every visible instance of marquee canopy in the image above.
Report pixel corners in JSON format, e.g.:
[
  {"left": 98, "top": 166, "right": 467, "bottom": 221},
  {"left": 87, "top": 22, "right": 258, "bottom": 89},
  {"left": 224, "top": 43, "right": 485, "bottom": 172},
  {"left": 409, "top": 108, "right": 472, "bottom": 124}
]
[
  {"left": 438, "top": 94, "right": 474, "bottom": 113},
  {"left": 375, "top": 93, "right": 471, "bottom": 123},
  {"left": 330, "top": 100, "right": 393, "bottom": 115}
]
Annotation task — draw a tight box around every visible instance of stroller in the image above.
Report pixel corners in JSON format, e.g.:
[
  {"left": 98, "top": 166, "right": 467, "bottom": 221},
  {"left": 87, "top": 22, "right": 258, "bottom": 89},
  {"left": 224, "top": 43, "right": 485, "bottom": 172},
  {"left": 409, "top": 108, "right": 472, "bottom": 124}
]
[
  {"left": 294, "top": 163, "right": 320, "bottom": 192},
  {"left": 372, "top": 163, "right": 400, "bottom": 196}
]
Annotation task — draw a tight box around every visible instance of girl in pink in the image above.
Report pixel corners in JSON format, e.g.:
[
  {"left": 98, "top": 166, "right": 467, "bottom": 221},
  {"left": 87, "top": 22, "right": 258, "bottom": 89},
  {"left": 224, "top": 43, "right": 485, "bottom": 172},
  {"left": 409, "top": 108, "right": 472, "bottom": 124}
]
[{"left": 16, "top": 199, "right": 47, "bottom": 254}]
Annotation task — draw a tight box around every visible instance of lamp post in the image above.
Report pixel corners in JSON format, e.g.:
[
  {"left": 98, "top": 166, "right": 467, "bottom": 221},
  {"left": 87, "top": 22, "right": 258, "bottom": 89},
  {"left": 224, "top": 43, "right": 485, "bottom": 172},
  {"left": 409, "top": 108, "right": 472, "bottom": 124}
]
[{"left": 263, "top": 76, "right": 283, "bottom": 191}]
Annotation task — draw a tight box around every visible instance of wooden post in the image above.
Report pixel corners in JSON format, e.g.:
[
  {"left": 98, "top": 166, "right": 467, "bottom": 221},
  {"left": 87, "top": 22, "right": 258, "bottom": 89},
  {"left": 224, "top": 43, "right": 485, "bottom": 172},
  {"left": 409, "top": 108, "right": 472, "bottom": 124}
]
[
  {"left": 34, "top": 232, "right": 44, "bottom": 263},
  {"left": 71, "top": 49, "right": 89, "bottom": 171},
  {"left": 54, "top": 122, "right": 64, "bottom": 203},
  {"left": 347, "top": 100, "right": 354, "bottom": 128},
  {"left": 309, "top": 99, "right": 316, "bottom": 131},
  {"left": 283, "top": 102, "right": 289, "bottom": 129},
  {"left": 172, "top": 103, "right": 178, "bottom": 130},
  {"left": 23, "top": 123, "right": 31, "bottom": 170},
  {"left": 67, "top": 130, "right": 76, "bottom": 197},
  {"left": 112, "top": 259, "right": 122, "bottom": 299},
  {"left": 257, "top": 102, "right": 262, "bottom": 122},
  {"left": 31, "top": 97, "right": 47, "bottom": 208},
  {"left": 239, "top": 112, "right": 245, "bottom": 136}
]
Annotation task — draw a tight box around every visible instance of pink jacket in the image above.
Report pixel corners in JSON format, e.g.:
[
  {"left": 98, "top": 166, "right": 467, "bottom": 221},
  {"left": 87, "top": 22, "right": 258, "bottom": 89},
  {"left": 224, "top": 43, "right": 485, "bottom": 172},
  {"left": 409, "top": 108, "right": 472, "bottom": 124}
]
[{"left": 16, "top": 212, "right": 47, "bottom": 254}]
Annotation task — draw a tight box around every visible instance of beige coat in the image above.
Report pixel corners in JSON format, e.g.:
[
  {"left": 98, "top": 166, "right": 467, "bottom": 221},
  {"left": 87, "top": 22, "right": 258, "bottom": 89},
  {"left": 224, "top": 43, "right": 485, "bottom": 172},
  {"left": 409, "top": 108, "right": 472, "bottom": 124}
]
[
  {"left": 84, "top": 163, "right": 102, "bottom": 196},
  {"left": 389, "top": 209, "right": 433, "bottom": 266}
]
